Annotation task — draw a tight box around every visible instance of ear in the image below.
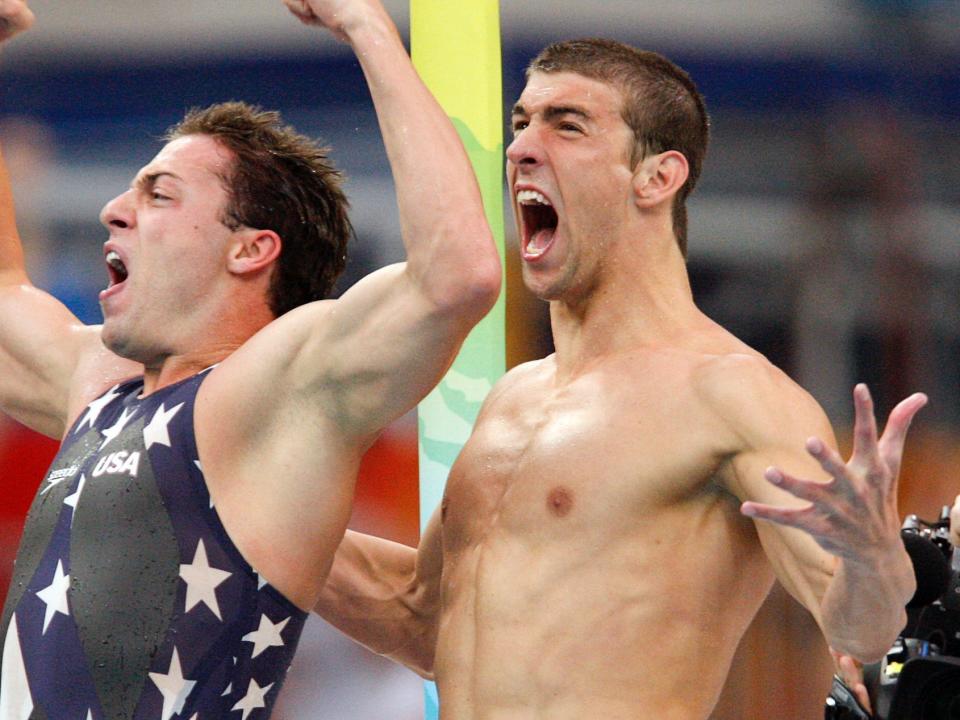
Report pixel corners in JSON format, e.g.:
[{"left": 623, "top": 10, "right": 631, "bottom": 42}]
[
  {"left": 226, "top": 228, "right": 282, "bottom": 276},
  {"left": 632, "top": 151, "right": 689, "bottom": 210}
]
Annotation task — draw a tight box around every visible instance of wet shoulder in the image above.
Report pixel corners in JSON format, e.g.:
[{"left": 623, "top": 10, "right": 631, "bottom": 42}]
[
  {"left": 490, "top": 355, "right": 556, "bottom": 395},
  {"left": 473, "top": 355, "right": 556, "bottom": 418},
  {"left": 690, "top": 347, "right": 830, "bottom": 447}
]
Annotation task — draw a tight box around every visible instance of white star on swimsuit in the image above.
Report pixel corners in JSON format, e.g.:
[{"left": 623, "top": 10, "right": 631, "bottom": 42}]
[
  {"left": 63, "top": 474, "right": 86, "bottom": 522},
  {"left": 231, "top": 678, "right": 273, "bottom": 720},
  {"left": 1, "top": 614, "right": 33, "bottom": 718},
  {"left": 75, "top": 385, "right": 121, "bottom": 434},
  {"left": 180, "top": 539, "right": 231, "bottom": 620},
  {"left": 35, "top": 560, "right": 70, "bottom": 634},
  {"left": 242, "top": 614, "right": 289, "bottom": 659},
  {"left": 99, "top": 407, "right": 134, "bottom": 450},
  {"left": 143, "top": 402, "right": 184, "bottom": 449},
  {"left": 148, "top": 647, "right": 196, "bottom": 720}
]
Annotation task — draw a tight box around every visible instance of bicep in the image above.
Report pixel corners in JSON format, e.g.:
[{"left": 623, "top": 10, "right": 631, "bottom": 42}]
[
  {"left": 728, "top": 447, "right": 836, "bottom": 615},
  {"left": 295, "top": 263, "right": 483, "bottom": 438},
  {"left": 719, "top": 380, "right": 839, "bottom": 619},
  {"left": 197, "top": 262, "right": 486, "bottom": 476}
]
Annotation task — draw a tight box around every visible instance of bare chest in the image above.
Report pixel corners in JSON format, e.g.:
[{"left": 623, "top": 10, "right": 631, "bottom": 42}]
[{"left": 440, "top": 367, "right": 735, "bottom": 554}]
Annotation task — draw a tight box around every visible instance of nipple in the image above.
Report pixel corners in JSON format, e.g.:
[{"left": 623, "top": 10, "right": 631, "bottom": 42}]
[{"left": 547, "top": 486, "right": 574, "bottom": 518}]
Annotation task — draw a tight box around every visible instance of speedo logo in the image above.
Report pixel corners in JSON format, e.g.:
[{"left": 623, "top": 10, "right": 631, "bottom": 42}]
[
  {"left": 48, "top": 465, "right": 78, "bottom": 482},
  {"left": 91, "top": 450, "right": 141, "bottom": 478},
  {"left": 40, "top": 464, "right": 80, "bottom": 495}
]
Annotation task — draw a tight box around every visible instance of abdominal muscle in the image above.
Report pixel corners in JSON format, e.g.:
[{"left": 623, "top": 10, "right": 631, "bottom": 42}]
[{"left": 431, "top": 498, "right": 775, "bottom": 720}]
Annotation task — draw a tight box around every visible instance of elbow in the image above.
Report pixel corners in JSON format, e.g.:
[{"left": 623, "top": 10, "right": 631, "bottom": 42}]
[
  {"left": 466, "top": 248, "right": 503, "bottom": 315},
  {"left": 401, "top": 640, "right": 437, "bottom": 681},
  {"left": 463, "top": 230, "right": 503, "bottom": 312},
  {"left": 433, "top": 237, "right": 502, "bottom": 320}
]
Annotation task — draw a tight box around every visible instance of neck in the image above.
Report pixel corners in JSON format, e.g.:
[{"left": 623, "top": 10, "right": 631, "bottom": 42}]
[
  {"left": 140, "top": 344, "right": 238, "bottom": 396},
  {"left": 139, "top": 292, "right": 274, "bottom": 395},
  {"left": 548, "top": 237, "right": 702, "bottom": 380}
]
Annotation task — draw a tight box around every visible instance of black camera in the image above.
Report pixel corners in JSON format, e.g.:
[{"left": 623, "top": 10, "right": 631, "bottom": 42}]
[{"left": 826, "top": 507, "right": 960, "bottom": 719}]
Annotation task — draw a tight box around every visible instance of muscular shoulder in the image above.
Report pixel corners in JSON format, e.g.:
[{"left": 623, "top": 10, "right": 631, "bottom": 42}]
[
  {"left": 489, "top": 355, "right": 553, "bottom": 396},
  {"left": 470, "top": 355, "right": 555, "bottom": 419},
  {"left": 198, "top": 298, "right": 338, "bottom": 421},
  {"left": 691, "top": 350, "right": 832, "bottom": 452}
]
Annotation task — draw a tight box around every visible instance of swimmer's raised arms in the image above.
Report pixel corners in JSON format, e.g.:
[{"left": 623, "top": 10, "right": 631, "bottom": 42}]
[{"left": 0, "top": 0, "right": 499, "bottom": 716}]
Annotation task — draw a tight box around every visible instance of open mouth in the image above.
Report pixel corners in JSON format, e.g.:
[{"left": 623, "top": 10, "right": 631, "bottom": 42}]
[
  {"left": 517, "top": 189, "right": 558, "bottom": 259},
  {"left": 105, "top": 250, "right": 129, "bottom": 287}
]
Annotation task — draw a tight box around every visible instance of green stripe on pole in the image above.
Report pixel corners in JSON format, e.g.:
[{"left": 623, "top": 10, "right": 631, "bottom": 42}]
[{"left": 411, "top": 2, "right": 504, "bottom": 717}]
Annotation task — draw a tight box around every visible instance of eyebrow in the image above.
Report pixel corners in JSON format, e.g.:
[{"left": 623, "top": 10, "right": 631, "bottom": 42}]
[
  {"left": 133, "top": 171, "right": 183, "bottom": 191},
  {"left": 511, "top": 103, "right": 592, "bottom": 123}
]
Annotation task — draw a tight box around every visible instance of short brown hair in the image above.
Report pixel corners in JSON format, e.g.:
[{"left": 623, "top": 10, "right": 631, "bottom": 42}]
[
  {"left": 527, "top": 40, "right": 709, "bottom": 257},
  {"left": 167, "top": 102, "right": 352, "bottom": 316}
]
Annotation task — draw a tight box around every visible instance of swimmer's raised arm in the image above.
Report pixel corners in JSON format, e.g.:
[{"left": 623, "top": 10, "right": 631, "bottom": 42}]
[
  {"left": 316, "top": 509, "right": 444, "bottom": 677},
  {"left": 731, "top": 377, "right": 923, "bottom": 662},
  {"left": 0, "top": 5, "right": 138, "bottom": 437},
  {"left": 221, "top": 0, "right": 502, "bottom": 440},
  {"left": 191, "top": 0, "right": 497, "bottom": 608}
]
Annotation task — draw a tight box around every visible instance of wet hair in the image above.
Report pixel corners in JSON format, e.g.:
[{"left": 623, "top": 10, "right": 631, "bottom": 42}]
[
  {"left": 527, "top": 39, "right": 709, "bottom": 257},
  {"left": 167, "top": 101, "right": 352, "bottom": 316}
]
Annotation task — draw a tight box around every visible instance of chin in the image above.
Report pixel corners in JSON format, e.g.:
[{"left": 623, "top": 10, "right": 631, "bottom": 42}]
[
  {"left": 521, "top": 265, "right": 576, "bottom": 302},
  {"left": 100, "top": 322, "right": 147, "bottom": 363},
  {"left": 100, "top": 332, "right": 135, "bottom": 361}
]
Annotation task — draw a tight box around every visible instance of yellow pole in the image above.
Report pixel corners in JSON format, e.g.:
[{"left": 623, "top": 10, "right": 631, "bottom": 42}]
[{"left": 411, "top": 2, "right": 504, "bottom": 717}]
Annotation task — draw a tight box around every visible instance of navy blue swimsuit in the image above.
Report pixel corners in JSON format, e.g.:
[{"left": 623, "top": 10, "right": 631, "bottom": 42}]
[{"left": 0, "top": 371, "right": 307, "bottom": 719}]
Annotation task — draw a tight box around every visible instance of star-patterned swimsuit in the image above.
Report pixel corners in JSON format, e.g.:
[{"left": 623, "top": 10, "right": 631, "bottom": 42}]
[{"left": 0, "top": 370, "right": 307, "bottom": 720}]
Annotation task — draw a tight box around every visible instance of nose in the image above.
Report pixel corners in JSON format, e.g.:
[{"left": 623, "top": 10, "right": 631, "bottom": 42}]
[
  {"left": 506, "top": 125, "right": 544, "bottom": 169},
  {"left": 99, "top": 189, "right": 135, "bottom": 230}
]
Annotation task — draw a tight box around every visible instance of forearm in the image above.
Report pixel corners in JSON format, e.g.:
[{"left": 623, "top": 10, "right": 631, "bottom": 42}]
[
  {"left": 1, "top": 1, "right": 35, "bottom": 285},
  {"left": 316, "top": 529, "right": 439, "bottom": 677},
  {"left": 0, "top": 143, "right": 29, "bottom": 285},
  {"left": 820, "top": 546, "right": 914, "bottom": 662},
  {"left": 338, "top": 6, "right": 500, "bottom": 313}
]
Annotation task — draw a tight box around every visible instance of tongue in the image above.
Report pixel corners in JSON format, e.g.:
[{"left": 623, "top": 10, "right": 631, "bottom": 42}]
[{"left": 527, "top": 227, "right": 555, "bottom": 255}]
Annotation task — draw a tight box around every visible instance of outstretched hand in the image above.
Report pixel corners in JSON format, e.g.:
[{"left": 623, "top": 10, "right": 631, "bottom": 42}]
[
  {"left": 0, "top": 0, "right": 33, "bottom": 43},
  {"left": 741, "top": 383, "right": 927, "bottom": 563}
]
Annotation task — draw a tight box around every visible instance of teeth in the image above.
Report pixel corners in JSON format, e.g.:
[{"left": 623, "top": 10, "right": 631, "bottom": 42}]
[
  {"left": 105, "top": 250, "right": 128, "bottom": 284},
  {"left": 516, "top": 189, "right": 551, "bottom": 206}
]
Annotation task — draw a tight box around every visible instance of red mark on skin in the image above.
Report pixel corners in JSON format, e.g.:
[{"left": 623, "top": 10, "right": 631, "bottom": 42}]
[{"left": 547, "top": 487, "right": 574, "bottom": 517}]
